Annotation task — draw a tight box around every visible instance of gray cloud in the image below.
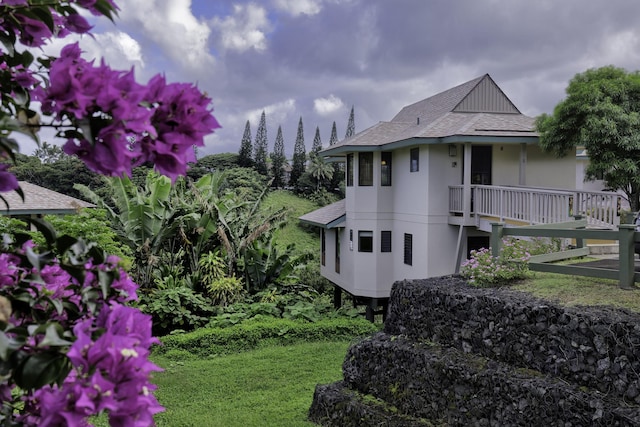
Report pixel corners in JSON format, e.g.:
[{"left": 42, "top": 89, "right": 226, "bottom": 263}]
[{"left": 24, "top": 1, "right": 640, "bottom": 160}]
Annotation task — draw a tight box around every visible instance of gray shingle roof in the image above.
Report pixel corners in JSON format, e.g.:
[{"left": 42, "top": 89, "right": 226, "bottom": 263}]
[
  {"left": 299, "top": 199, "right": 345, "bottom": 228},
  {"left": 322, "top": 74, "right": 536, "bottom": 154},
  {"left": 1, "top": 181, "right": 94, "bottom": 215},
  {"left": 392, "top": 75, "right": 486, "bottom": 124}
]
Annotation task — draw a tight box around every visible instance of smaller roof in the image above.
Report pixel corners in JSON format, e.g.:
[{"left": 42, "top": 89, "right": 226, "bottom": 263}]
[
  {"left": 321, "top": 74, "right": 537, "bottom": 156},
  {"left": 299, "top": 199, "right": 346, "bottom": 229},
  {"left": 1, "top": 181, "right": 94, "bottom": 216}
]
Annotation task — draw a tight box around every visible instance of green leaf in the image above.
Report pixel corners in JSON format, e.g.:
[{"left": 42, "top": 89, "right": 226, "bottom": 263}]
[
  {"left": 14, "top": 351, "right": 70, "bottom": 390},
  {"left": 27, "top": 217, "right": 57, "bottom": 247},
  {"left": 38, "top": 324, "right": 73, "bottom": 348},
  {"left": 0, "top": 32, "right": 15, "bottom": 56},
  {"left": 55, "top": 234, "right": 79, "bottom": 255},
  {"left": 0, "top": 330, "right": 23, "bottom": 360},
  {"left": 98, "top": 270, "right": 115, "bottom": 298}
]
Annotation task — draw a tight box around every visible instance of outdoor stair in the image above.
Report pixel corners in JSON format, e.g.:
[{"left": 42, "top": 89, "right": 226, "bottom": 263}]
[{"left": 309, "top": 276, "right": 640, "bottom": 426}]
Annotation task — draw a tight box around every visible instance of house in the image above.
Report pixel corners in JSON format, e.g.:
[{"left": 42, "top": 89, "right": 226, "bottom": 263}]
[
  {"left": 300, "top": 74, "right": 620, "bottom": 320},
  {"left": 1, "top": 181, "right": 94, "bottom": 217}
]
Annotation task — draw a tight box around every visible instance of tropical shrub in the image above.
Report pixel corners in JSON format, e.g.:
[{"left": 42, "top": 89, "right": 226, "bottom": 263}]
[
  {"left": 207, "top": 276, "right": 245, "bottom": 307},
  {"left": 139, "top": 286, "right": 215, "bottom": 336}
]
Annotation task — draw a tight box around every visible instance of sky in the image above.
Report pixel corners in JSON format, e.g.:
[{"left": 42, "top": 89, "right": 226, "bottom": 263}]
[{"left": 26, "top": 0, "right": 640, "bottom": 158}]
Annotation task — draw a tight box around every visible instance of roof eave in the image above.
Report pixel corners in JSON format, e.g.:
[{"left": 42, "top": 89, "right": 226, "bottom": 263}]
[
  {"left": 0, "top": 208, "right": 89, "bottom": 216},
  {"left": 299, "top": 215, "right": 346, "bottom": 229},
  {"left": 320, "top": 135, "right": 540, "bottom": 155}
]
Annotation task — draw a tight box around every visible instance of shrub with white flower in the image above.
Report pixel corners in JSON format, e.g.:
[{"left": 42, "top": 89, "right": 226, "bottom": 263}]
[{"left": 461, "top": 237, "right": 534, "bottom": 287}]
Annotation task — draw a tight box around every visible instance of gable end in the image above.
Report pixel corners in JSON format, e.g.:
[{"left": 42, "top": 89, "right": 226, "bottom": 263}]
[{"left": 453, "top": 75, "right": 520, "bottom": 114}]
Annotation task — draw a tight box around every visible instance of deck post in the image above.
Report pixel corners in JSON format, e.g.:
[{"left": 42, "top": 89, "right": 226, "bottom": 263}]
[
  {"left": 333, "top": 285, "right": 342, "bottom": 309},
  {"left": 490, "top": 222, "right": 504, "bottom": 258},
  {"left": 573, "top": 215, "right": 585, "bottom": 249},
  {"left": 618, "top": 224, "right": 636, "bottom": 289}
]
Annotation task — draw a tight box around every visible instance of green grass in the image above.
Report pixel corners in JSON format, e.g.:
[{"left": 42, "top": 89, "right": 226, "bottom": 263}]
[
  {"left": 149, "top": 340, "right": 351, "bottom": 426},
  {"left": 263, "top": 190, "right": 320, "bottom": 255},
  {"left": 512, "top": 268, "right": 640, "bottom": 312},
  {"left": 92, "top": 340, "right": 351, "bottom": 426}
]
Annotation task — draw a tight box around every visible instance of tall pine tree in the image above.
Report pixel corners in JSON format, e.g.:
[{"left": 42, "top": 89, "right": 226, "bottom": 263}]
[
  {"left": 329, "top": 121, "right": 338, "bottom": 145},
  {"left": 345, "top": 105, "right": 355, "bottom": 139},
  {"left": 311, "top": 126, "right": 322, "bottom": 157},
  {"left": 238, "top": 120, "right": 253, "bottom": 167},
  {"left": 329, "top": 121, "right": 343, "bottom": 191},
  {"left": 271, "top": 125, "right": 286, "bottom": 188},
  {"left": 253, "top": 110, "right": 268, "bottom": 175},
  {"left": 290, "top": 117, "right": 306, "bottom": 188}
]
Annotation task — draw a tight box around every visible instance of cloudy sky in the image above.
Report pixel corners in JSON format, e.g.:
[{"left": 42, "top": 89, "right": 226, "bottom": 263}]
[{"left": 31, "top": 0, "right": 640, "bottom": 158}]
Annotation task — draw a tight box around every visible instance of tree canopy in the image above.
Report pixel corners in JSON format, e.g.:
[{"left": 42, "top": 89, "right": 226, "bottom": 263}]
[
  {"left": 345, "top": 106, "right": 355, "bottom": 139},
  {"left": 311, "top": 126, "right": 322, "bottom": 157},
  {"left": 290, "top": 117, "right": 306, "bottom": 188},
  {"left": 536, "top": 66, "right": 640, "bottom": 210},
  {"left": 253, "top": 111, "right": 268, "bottom": 175},
  {"left": 271, "top": 125, "right": 286, "bottom": 188},
  {"left": 238, "top": 120, "right": 253, "bottom": 167}
]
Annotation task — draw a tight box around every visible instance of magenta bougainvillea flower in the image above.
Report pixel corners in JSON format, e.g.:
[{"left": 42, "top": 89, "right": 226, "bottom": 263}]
[
  {"left": 0, "top": 164, "right": 19, "bottom": 192},
  {"left": 35, "top": 42, "right": 220, "bottom": 181},
  {"left": 0, "top": 242, "right": 163, "bottom": 426}
]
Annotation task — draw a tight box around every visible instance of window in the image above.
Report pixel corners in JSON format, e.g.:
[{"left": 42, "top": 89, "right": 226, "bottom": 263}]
[
  {"left": 381, "top": 152, "right": 392, "bottom": 186},
  {"left": 358, "top": 152, "right": 373, "bottom": 186},
  {"left": 321, "top": 229, "right": 326, "bottom": 266},
  {"left": 381, "top": 231, "right": 392, "bottom": 252},
  {"left": 346, "top": 154, "right": 354, "bottom": 187},
  {"left": 335, "top": 229, "right": 340, "bottom": 273},
  {"left": 410, "top": 147, "right": 419, "bottom": 172},
  {"left": 404, "top": 233, "right": 413, "bottom": 265},
  {"left": 358, "top": 230, "right": 373, "bottom": 252}
]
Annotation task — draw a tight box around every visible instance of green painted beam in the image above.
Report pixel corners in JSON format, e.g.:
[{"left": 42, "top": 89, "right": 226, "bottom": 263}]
[
  {"left": 515, "top": 219, "right": 588, "bottom": 230},
  {"left": 528, "top": 247, "right": 590, "bottom": 263}
]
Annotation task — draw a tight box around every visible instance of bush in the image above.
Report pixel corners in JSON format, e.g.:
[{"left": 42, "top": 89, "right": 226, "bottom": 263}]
[
  {"left": 46, "top": 208, "right": 133, "bottom": 265},
  {"left": 460, "top": 237, "right": 562, "bottom": 287},
  {"left": 139, "top": 286, "right": 215, "bottom": 335},
  {"left": 155, "top": 317, "right": 381, "bottom": 357},
  {"left": 208, "top": 276, "right": 245, "bottom": 306}
]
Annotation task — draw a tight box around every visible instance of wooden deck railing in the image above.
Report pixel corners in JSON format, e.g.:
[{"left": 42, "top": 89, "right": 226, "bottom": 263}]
[{"left": 449, "top": 185, "right": 623, "bottom": 229}]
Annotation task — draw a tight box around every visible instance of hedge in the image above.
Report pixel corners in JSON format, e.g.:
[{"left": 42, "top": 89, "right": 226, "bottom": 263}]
[{"left": 154, "top": 317, "right": 380, "bottom": 358}]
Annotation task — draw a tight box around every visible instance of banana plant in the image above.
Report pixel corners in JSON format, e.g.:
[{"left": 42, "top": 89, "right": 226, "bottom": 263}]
[
  {"left": 215, "top": 179, "right": 289, "bottom": 281},
  {"left": 75, "top": 172, "right": 177, "bottom": 286}
]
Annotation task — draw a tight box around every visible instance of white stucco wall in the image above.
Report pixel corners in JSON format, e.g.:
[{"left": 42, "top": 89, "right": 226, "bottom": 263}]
[
  {"left": 576, "top": 158, "right": 607, "bottom": 191},
  {"left": 492, "top": 144, "right": 521, "bottom": 186},
  {"left": 525, "top": 145, "right": 576, "bottom": 189}
]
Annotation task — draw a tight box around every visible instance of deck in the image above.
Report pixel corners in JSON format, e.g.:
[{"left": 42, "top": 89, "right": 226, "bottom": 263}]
[{"left": 449, "top": 185, "right": 624, "bottom": 230}]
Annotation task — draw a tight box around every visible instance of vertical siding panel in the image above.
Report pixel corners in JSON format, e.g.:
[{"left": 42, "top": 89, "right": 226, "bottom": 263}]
[{"left": 455, "top": 78, "right": 519, "bottom": 113}]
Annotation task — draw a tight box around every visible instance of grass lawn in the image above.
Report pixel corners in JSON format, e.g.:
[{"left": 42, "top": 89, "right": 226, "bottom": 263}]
[
  {"left": 512, "top": 264, "right": 640, "bottom": 312},
  {"left": 262, "top": 190, "right": 320, "bottom": 255},
  {"left": 147, "top": 340, "right": 351, "bottom": 426}
]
